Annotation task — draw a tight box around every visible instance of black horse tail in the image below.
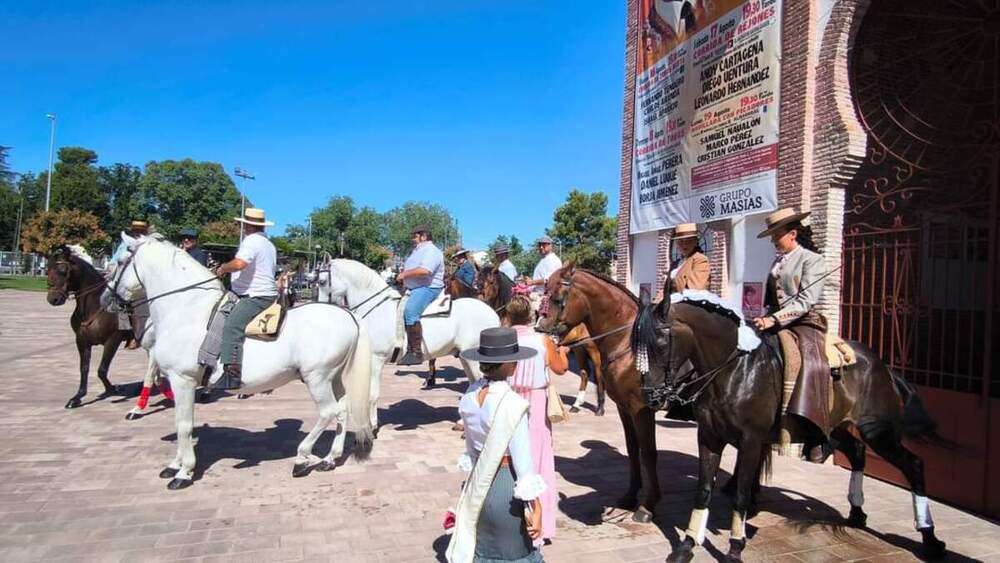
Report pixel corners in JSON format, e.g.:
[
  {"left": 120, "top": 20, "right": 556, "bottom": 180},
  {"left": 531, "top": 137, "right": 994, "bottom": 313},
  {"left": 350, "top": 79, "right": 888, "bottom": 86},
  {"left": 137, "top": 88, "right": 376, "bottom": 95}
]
[
  {"left": 889, "top": 372, "right": 959, "bottom": 450},
  {"left": 631, "top": 302, "right": 659, "bottom": 355}
]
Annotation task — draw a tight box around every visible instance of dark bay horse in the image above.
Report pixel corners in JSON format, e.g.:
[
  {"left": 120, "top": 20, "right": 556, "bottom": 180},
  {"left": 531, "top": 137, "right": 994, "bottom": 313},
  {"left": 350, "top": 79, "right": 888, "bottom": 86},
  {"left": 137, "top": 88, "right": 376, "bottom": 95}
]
[
  {"left": 536, "top": 262, "right": 660, "bottom": 521},
  {"left": 46, "top": 246, "right": 128, "bottom": 408},
  {"left": 445, "top": 274, "right": 478, "bottom": 299},
  {"left": 633, "top": 291, "right": 948, "bottom": 561},
  {"left": 478, "top": 265, "right": 514, "bottom": 317}
]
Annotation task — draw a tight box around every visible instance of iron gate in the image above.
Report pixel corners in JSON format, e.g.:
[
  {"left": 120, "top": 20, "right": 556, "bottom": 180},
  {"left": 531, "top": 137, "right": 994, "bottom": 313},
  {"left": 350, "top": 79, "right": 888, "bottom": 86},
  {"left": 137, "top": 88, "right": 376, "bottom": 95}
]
[{"left": 841, "top": 0, "right": 999, "bottom": 517}]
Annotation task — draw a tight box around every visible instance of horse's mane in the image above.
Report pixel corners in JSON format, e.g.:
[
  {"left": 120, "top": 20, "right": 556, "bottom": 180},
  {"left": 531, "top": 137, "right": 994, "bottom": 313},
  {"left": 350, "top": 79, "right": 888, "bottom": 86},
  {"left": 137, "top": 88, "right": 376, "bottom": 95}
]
[
  {"left": 66, "top": 244, "right": 94, "bottom": 265},
  {"left": 579, "top": 269, "right": 640, "bottom": 305},
  {"left": 330, "top": 259, "right": 395, "bottom": 294}
]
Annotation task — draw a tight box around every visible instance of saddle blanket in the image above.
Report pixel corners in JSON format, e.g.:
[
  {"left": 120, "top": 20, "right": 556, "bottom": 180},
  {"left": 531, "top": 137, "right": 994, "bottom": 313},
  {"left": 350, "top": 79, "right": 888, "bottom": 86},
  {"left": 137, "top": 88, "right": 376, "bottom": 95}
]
[{"left": 198, "top": 292, "right": 239, "bottom": 367}]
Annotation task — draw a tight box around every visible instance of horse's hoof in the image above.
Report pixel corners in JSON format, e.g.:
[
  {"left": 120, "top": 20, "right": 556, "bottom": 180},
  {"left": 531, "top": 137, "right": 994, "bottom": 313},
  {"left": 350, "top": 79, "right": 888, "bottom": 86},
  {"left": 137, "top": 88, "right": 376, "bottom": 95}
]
[
  {"left": 921, "top": 528, "right": 946, "bottom": 560},
  {"left": 666, "top": 538, "right": 696, "bottom": 563},
  {"left": 595, "top": 407, "right": 605, "bottom": 417},
  {"left": 125, "top": 411, "right": 142, "bottom": 421},
  {"left": 569, "top": 406, "right": 581, "bottom": 414},
  {"left": 726, "top": 538, "right": 746, "bottom": 562},
  {"left": 197, "top": 392, "right": 212, "bottom": 404},
  {"left": 160, "top": 399, "right": 175, "bottom": 409},
  {"left": 65, "top": 397, "right": 82, "bottom": 409},
  {"left": 237, "top": 394, "right": 253, "bottom": 400},
  {"left": 159, "top": 467, "right": 179, "bottom": 479},
  {"left": 632, "top": 507, "right": 654, "bottom": 523},
  {"left": 292, "top": 463, "right": 312, "bottom": 478},
  {"left": 615, "top": 496, "right": 639, "bottom": 511},
  {"left": 315, "top": 460, "right": 336, "bottom": 472},
  {"left": 847, "top": 506, "right": 867, "bottom": 528},
  {"left": 452, "top": 422, "right": 464, "bottom": 432},
  {"left": 167, "top": 477, "right": 192, "bottom": 490}
]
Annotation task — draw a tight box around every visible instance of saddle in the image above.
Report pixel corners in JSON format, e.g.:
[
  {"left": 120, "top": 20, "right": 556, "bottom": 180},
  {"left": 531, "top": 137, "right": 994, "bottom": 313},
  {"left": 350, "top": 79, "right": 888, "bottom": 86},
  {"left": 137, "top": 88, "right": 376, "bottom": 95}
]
[
  {"left": 245, "top": 301, "right": 286, "bottom": 340},
  {"left": 391, "top": 291, "right": 452, "bottom": 361}
]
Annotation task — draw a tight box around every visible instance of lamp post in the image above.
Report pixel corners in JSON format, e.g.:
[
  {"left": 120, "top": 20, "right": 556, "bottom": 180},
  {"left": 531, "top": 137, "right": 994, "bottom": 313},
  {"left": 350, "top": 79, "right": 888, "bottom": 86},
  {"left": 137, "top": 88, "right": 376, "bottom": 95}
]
[
  {"left": 45, "top": 114, "right": 56, "bottom": 212},
  {"left": 233, "top": 166, "right": 255, "bottom": 241},
  {"left": 307, "top": 216, "right": 313, "bottom": 268}
]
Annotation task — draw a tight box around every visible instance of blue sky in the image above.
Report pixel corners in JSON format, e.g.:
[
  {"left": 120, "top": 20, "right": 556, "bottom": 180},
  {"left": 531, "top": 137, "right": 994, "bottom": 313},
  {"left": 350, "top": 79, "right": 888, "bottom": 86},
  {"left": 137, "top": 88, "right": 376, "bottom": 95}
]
[{"left": 1, "top": 1, "right": 626, "bottom": 250}]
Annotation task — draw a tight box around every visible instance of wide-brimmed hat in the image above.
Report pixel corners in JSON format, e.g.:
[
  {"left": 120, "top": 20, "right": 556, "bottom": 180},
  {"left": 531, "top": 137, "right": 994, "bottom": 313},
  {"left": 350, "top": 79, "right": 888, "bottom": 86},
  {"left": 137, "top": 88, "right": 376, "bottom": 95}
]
[
  {"left": 493, "top": 245, "right": 510, "bottom": 255},
  {"left": 460, "top": 327, "right": 538, "bottom": 363},
  {"left": 411, "top": 224, "right": 432, "bottom": 236},
  {"left": 757, "top": 208, "right": 811, "bottom": 239},
  {"left": 537, "top": 235, "right": 553, "bottom": 245},
  {"left": 179, "top": 228, "right": 199, "bottom": 239},
  {"left": 234, "top": 208, "right": 274, "bottom": 227},
  {"left": 130, "top": 220, "right": 148, "bottom": 232},
  {"left": 672, "top": 223, "right": 698, "bottom": 240},
  {"left": 451, "top": 248, "right": 470, "bottom": 260}
]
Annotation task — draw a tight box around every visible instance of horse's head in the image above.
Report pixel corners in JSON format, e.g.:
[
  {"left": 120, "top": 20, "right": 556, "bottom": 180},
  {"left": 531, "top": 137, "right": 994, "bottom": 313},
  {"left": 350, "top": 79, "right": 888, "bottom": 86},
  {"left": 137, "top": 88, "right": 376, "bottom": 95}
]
[
  {"left": 536, "top": 260, "right": 587, "bottom": 338},
  {"left": 103, "top": 232, "right": 146, "bottom": 311},
  {"left": 479, "top": 266, "right": 498, "bottom": 305},
  {"left": 315, "top": 266, "right": 349, "bottom": 305},
  {"left": 46, "top": 245, "right": 79, "bottom": 306}
]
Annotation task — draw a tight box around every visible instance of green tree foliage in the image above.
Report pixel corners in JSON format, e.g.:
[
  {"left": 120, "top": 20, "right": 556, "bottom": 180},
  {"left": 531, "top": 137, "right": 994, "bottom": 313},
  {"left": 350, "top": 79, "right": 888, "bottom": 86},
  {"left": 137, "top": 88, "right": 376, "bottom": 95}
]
[
  {"left": 0, "top": 147, "right": 18, "bottom": 250},
  {"left": 138, "top": 159, "right": 243, "bottom": 239},
  {"left": 201, "top": 220, "right": 241, "bottom": 246},
  {"left": 383, "top": 201, "right": 459, "bottom": 259},
  {"left": 486, "top": 234, "right": 539, "bottom": 276},
  {"left": 48, "top": 147, "right": 108, "bottom": 219},
  {"left": 548, "top": 189, "right": 617, "bottom": 273},
  {"left": 99, "top": 163, "right": 143, "bottom": 236},
  {"left": 284, "top": 196, "right": 391, "bottom": 269},
  {"left": 21, "top": 209, "right": 110, "bottom": 256}
]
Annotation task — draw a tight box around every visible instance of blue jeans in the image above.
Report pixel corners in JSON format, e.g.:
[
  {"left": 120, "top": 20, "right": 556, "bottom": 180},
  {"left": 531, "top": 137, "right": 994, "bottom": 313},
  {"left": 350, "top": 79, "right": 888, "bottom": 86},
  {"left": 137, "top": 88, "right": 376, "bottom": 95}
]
[{"left": 405, "top": 286, "right": 442, "bottom": 325}]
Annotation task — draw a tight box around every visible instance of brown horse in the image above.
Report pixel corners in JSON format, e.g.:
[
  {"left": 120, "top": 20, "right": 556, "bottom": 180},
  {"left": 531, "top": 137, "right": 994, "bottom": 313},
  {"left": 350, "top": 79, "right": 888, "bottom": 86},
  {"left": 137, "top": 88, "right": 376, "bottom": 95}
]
[
  {"left": 536, "top": 261, "right": 660, "bottom": 522},
  {"left": 477, "top": 265, "right": 514, "bottom": 316},
  {"left": 46, "top": 246, "right": 128, "bottom": 409},
  {"left": 632, "top": 287, "right": 949, "bottom": 561},
  {"left": 560, "top": 324, "right": 607, "bottom": 417},
  {"left": 445, "top": 274, "right": 478, "bottom": 299}
]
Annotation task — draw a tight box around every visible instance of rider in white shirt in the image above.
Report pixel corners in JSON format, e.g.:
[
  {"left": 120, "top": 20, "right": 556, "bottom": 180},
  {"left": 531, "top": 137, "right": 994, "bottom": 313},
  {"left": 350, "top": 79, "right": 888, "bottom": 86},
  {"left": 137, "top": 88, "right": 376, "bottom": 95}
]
[
  {"left": 495, "top": 245, "right": 518, "bottom": 282},
  {"left": 528, "top": 236, "right": 562, "bottom": 294}
]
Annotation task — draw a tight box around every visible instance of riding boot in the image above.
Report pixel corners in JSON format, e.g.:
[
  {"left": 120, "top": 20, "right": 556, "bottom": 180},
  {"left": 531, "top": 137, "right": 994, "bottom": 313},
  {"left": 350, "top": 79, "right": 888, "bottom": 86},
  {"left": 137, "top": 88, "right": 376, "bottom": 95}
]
[
  {"left": 398, "top": 323, "right": 424, "bottom": 366},
  {"left": 216, "top": 364, "right": 243, "bottom": 390}
]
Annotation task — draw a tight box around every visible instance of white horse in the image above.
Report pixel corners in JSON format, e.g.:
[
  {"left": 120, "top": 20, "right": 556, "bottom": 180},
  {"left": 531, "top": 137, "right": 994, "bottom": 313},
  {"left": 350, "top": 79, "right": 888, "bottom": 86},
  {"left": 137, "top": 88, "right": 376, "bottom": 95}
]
[
  {"left": 313, "top": 259, "right": 500, "bottom": 425},
  {"left": 107, "top": 234, "right": 374, "bottom": 489}
]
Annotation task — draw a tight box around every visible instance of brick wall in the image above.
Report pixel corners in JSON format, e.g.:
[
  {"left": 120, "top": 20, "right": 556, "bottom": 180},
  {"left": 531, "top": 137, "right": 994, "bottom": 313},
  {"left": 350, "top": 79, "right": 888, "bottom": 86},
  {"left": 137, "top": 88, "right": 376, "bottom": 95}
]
[
  {"left": 776, "top": 1, "right": 818, "bottom": 209},
  {"left": 615, "top": 0, "right": 639, "bottom": 285}
]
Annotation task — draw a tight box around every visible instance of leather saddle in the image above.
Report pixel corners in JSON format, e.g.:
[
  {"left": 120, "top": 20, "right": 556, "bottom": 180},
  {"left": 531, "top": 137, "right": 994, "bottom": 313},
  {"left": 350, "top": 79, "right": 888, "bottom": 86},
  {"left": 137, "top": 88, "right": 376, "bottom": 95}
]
[{"left": 246, "top": 301, "right": 286, "bottom": 340}]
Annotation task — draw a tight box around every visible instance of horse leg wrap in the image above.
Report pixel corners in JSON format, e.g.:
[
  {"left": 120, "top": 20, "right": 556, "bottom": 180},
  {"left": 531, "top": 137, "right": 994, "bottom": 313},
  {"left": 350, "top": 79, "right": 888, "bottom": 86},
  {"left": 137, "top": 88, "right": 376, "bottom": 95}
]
[
  {"left": 137, "top": 387, "right": 151, "bottom": 410},
  {"left": 912, "top": 494, "right": 934, "bottom": 530},
  {"left": 573, "top": 390, "right": 586, "bottom": 408},
  {"left": 730, "top": 510, "right": 746, "bottom": 541},
  {"left": 848, "top": 470, "right": 865, "bottom": 507},
  {"left": 685, "top": 508, "right": 709, "bottom": 545},
  {"left": 159, "top": 380, "right": 175, "bottom": 401}
]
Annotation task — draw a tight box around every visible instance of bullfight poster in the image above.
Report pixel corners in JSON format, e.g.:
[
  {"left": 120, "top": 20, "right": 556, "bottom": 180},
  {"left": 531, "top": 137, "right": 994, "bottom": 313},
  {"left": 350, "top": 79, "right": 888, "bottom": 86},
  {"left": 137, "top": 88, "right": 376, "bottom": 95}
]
[{"left": 630, "top": 0, "right": 781, "bottom": 234}]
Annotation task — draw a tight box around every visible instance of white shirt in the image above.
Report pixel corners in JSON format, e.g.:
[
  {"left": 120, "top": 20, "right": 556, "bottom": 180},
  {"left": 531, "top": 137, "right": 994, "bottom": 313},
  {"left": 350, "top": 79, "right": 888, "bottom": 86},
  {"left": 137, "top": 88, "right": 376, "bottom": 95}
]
[
  {"left": 531, "top": 252, "right": 562, "bottom": 293},
  {"left": 770, "top": 245, "right": 802, "bottom": 278},
  {"left": 403, "top": 241, "right": 445, "bottom": 290},
  {"left": 231, "top": 232, "right": 278, "bottom": 297},
  {"left": 498, "top": 259, "right": 518, "bottom": 281}
]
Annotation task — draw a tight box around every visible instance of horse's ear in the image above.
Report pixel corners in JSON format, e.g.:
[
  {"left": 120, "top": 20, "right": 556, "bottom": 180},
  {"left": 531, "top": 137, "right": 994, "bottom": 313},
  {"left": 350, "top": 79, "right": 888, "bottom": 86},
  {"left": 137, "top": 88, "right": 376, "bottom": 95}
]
[{"left": 563, "top": 259, "right": 577, "bottom": 277}]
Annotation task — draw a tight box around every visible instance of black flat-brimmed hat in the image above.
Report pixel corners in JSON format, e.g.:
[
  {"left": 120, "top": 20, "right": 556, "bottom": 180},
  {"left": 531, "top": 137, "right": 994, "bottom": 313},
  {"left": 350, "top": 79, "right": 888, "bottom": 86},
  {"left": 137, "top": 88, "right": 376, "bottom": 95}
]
[
  {"left": 460, "top": 327, "right": 538, "bottom": 363},
  {"left": 757, "top": 208, "right": 811, "bottom": 239}
]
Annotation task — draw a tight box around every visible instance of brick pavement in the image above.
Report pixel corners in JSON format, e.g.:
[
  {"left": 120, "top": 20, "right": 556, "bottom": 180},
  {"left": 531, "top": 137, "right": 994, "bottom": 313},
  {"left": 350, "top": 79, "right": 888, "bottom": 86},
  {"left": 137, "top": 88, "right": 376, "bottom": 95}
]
[{"left": 0, "top": 289, "right": 997, "bottom": 562}]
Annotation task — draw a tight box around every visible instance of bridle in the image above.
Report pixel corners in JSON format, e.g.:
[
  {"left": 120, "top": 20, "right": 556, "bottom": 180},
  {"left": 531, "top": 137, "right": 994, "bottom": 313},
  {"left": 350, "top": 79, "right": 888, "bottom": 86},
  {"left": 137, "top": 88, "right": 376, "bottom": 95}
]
[
  {"left": 108, "top": 242, "right": 219, "bottom": 315},
  {"left": 315, "top": 268, "right": 398, "bottom": 319}
]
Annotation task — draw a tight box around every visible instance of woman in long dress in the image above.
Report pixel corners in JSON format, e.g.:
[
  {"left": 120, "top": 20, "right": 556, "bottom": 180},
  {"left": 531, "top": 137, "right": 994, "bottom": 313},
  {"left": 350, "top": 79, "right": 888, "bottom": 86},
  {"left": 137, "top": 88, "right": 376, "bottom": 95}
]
[
  {"left": 504, "top": 296, "right": 567, "bottom": 544},
  {"left": 447, "top": 327, "right": 547, "bottom": 563}
]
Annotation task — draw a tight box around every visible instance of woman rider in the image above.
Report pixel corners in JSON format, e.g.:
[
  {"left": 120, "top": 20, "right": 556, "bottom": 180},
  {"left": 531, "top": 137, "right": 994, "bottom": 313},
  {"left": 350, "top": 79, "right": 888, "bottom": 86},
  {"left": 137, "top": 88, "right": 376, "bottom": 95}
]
[{"left": 751, "top": 208, "right": 831, "bottom": 463}]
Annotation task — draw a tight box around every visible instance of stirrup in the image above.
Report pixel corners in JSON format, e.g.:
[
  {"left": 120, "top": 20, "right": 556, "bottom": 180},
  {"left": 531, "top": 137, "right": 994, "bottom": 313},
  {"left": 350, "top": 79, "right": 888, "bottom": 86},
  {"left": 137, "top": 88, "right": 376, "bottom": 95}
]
[{"left": 216, "top": 371, "right": 243, "bottom": 391}]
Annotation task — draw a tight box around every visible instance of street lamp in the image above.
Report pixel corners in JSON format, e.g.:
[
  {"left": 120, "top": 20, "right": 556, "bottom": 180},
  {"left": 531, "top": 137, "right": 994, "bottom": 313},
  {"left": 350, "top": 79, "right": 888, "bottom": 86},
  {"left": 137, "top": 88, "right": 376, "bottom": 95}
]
[
  {"left": 45, "top": 113, "right": 56, "bottom": 212},
  {"left": 233, "top": 166, "right": 255, "bottom": 241},
  {"left": 306, "top": 216, "right": 313, "bottom": 268}
]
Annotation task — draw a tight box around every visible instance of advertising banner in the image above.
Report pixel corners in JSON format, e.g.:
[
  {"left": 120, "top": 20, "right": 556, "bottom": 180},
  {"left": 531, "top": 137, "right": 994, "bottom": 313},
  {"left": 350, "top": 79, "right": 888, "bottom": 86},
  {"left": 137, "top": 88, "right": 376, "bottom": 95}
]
[{"left": 630, "top": 0, "right": 782, "bottom": 234}]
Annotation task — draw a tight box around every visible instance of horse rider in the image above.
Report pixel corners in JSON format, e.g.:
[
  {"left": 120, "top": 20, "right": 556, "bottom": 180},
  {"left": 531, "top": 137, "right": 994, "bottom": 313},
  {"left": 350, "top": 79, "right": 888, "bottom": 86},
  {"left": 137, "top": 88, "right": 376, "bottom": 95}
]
[
  {"left": 179, "top": 228, "right": 209, "bottom": 267},
  {"left": 110, "top": 219, "right": 149, "bottom": 349},
  {"left": 396, "top": 224, "right": 445, "bottom": 366},
  {"left": 451, "top": 248, "right": 477, "bottom": 290},
  {"left": 751, "top": 208, "right": 830, "bottom": 463},
  {"left": 213, "top": 208, "right": 278, "bottom": 390},
  {"left": 667, "top": 223, "right": 710, "bottom": 294},
  {"left": 527, "top": 236, "right": 562, "bottom": 311},
  {"left": 494, "top": 245, "right": 518, "bottom": 282}
]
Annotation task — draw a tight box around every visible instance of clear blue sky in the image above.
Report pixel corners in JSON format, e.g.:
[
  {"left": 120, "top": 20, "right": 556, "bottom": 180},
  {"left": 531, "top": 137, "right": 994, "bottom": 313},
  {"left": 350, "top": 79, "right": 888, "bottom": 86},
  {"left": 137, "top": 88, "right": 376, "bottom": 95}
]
[{"left": 1, "top": 1, "right": 626, "bottom": 250}]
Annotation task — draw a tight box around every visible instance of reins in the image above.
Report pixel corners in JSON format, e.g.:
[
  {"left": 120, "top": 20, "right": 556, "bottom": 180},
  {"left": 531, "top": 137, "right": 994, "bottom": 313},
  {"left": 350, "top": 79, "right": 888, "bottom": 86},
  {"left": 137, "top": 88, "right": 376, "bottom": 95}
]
[{"left": 659, "top": 348, "right": 745, "bottom": 406}]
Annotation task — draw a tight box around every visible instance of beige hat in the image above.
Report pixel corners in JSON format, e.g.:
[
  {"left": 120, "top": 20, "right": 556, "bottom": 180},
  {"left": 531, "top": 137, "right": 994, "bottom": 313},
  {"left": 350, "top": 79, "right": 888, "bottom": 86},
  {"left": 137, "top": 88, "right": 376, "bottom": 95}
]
[
  {"left": 129, "top": 220, "right": 148, "bottom": 232},
  {"left": 672, "top": 223, "right": 698, "bottom": 240},
  {"left": 757, "top": 208, "right": 811, "bottom": 239},
  {"left": 234, "top": 208, "right": 274, "bottom": 227}
]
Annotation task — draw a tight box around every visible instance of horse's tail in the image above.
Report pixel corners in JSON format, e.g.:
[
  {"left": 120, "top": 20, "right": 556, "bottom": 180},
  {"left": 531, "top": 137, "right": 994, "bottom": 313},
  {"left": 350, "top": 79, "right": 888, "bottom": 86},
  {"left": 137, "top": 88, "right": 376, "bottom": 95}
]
[
  {"left": 343, "top": 322, "right": 375, "bottom": 461},
  {"left": 889, "top": 371, "right": 958, "bottom": 449}
]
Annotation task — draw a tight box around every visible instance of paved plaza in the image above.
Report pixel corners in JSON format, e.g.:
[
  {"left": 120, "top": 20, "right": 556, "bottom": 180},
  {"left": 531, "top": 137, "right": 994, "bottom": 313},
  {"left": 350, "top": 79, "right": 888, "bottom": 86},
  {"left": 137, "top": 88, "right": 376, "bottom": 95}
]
[{"left": 0, "top": 289, "right": 997, "bottom": 562}]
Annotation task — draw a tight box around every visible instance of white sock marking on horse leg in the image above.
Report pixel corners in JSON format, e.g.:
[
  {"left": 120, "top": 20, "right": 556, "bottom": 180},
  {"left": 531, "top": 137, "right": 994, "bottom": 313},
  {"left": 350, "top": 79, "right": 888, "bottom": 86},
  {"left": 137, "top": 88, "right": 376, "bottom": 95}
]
[
  {"left": 685, "top": 508, "right": 709, "bottom": 545},
  {"left": 573, "top": 390, "right": 586, "bottom": 407},
  {"left": 912, "top": 494, "right": 934, "bottom": 529},
  {"left": 730, "top": 510, "right": 746, "bottom": 541},
  {"left": 848, "top": 470, "right": 865, "bottom": 507}
]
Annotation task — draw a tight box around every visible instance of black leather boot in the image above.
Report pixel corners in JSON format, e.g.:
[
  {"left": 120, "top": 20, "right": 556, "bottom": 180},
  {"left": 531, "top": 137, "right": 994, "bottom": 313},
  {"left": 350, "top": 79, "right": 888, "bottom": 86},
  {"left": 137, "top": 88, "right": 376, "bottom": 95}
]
[
  {"left": 397, "top": 322, "right": 424, "bottom": 366},
  {"left": 216, "top": 364, "right": 243, "bottom": 390}
]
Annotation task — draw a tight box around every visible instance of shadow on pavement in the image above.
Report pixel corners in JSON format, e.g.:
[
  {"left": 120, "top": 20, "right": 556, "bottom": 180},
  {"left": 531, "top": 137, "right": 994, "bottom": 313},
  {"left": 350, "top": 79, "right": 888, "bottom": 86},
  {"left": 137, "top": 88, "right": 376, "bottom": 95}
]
[{"left": 378, "top": 399, "right": 459, "bottom": 432}]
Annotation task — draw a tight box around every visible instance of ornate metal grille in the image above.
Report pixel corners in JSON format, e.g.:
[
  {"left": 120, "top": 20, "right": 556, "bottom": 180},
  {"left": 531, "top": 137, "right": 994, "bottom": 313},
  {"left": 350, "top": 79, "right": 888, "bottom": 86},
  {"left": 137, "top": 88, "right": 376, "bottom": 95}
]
[{"left": 842, "top": 0, "right": 999, "bottom": 398}]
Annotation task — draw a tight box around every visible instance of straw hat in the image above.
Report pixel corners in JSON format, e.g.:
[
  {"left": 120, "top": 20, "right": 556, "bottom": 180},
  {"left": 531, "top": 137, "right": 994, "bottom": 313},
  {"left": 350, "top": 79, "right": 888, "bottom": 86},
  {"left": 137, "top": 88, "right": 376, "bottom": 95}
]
[
  {"left": 459, "top": 327, "right": 537, "bottom": 363},
  {"left": 757, "top": 208, "right": 811, "bottom": 239},
  {"left": 451, "top": 248, "right": 470, "bottom": 260},
  {"left": 672, "top": 223, "right": 698, "bottom": 240},
  {"left": 234, "top": 208, "right": 274, "bottom": 227},
  {"left": 130, "top": 220, "right": 148, "bottom": 232}
]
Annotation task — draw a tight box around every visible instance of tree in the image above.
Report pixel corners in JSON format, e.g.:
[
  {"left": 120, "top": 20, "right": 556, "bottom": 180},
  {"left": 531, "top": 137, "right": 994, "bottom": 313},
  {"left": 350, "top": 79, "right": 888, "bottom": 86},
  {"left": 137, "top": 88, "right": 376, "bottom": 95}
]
[
  {"left": 486, "top": 234, "right": 539, "bottom": 276},
  {"left": 21, "top": 209, "right": 110, "bottom": 256},
  {"left": 138, "top": 159, "right": 243, "bottom": 239},
  {"left": 548, "top": 190, "right": 617, "bottom": 272},
  {"left": 284, "top": 197, "right": 392, "bottom": 269},
  {"left": 201, "top": 220, "right": 240, "bottom": 246},
  {"left": 383, "top": 201, "right": 459, "bottom": 259},
  {"left": 48, "top": 147, "right": 108, "bottom": 219},
  {"left": 99, "top": 163, "right": 143, "bottom": 236},
  {"left": 0, "top": 147, "right": 18, "bottom": 250}
]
